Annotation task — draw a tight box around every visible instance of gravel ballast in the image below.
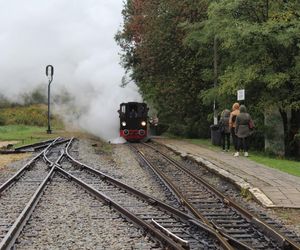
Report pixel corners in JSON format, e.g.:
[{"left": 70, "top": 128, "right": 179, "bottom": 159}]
[{"left": 16, "top": 174, "right": 159, "bottom": 249}]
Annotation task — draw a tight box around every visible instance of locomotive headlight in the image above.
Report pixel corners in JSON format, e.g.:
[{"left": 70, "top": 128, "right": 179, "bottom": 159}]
[
  {"left": 141, "top": 121, "right": 147, "bottom": 126},
  {"left": 122, "top": 121, "right": 126, "bottom": 127}
]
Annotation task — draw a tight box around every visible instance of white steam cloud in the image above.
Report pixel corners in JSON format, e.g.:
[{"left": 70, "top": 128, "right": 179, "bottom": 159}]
[{"left": 0, "top": 0, "right": 141, "bottom": 140}]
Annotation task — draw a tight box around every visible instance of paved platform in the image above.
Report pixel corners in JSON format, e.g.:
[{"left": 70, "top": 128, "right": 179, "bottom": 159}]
[{"left": 154, "top": 138, "right": 300, "bottom": 208}]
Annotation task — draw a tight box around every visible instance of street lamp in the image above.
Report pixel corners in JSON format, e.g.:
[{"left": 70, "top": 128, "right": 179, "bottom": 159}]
[{"left": 46, "top": 65, "right": 54, "bottom": 134}]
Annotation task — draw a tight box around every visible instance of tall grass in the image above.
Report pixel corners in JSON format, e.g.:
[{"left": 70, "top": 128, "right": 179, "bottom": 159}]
[
  {"left": 0, "top": 104, "right": 63, "bottom": 128},
  {"left": 0, "top": 104, "right": 64, "bottom": 147},
  {"left": 0, "top": 125, "right": 58, "bottom": 147}
]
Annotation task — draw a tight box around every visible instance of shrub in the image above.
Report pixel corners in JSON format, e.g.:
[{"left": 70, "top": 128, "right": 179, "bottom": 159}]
[
  {"left": 0, "top": 114, "right": 6, "bottom": 125},
  {"left": 1, "top": 104, "right": 63, "bottom": 128}
]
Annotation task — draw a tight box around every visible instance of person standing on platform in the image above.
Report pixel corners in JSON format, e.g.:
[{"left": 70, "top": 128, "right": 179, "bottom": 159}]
[
  {"left": 219, "top": 109, "right": 231, "bottom": 151},
  {"left": 229, "top": 102, "right": 240, "bottom": 152},
  {"left": 234, "top": 105, "right": 253, "bottom": 157}
]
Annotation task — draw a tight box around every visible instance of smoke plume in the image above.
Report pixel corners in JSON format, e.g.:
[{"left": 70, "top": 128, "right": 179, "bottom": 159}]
[{"left": 0, "top": 0, "right": 141, "bottom": 140}]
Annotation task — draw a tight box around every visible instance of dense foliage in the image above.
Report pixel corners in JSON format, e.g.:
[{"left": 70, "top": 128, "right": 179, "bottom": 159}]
[
  {"left": 0, "top": 104, "right": 63, "bottom": 127},
  {"left": 116, "top": 0, "right": 300, "bottom": 156},
  {"left": 116, "top": 0, "right": 212, "bottom": 137}
]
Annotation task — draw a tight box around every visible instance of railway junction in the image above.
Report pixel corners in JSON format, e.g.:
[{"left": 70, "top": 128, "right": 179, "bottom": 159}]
[
  {"left": 1, "top": 0, "right": 300, "bottom": 249},
  {"left": 0, "top": 136, "right": 299, "bottom": 249}
]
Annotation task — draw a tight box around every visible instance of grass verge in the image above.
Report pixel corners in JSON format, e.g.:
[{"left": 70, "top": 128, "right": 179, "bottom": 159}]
[
  {"left": 186, "top": 138, "right": 300, "bottom": 177},
  {"left": 0, "top": 125, "right": 59, "bottom": 147},
  {"left": 250, "top": 154, "right": 300, "bottom": 177},
  {"left": 0, "top": 104, "right": 65, "bottom": 147}
]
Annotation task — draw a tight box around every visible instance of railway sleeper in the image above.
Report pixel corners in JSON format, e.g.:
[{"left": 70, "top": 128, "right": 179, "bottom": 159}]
[{"left": 202, "top": 213, "right": 239, "bottom": 217}]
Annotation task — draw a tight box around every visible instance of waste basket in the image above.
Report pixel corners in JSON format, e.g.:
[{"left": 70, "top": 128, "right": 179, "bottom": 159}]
[
  {"left": 210, "top": 124, "right": 221, "bottom": 146},
  {"left": 150, "top": 126, "right": 156, "bottom": 136}
]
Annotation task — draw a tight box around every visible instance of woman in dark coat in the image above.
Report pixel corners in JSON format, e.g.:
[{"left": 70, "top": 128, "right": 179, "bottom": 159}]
[
  {"left": 219, "top": 109, "right": 231, "bottom": 151},
  {"left": 234, "top": 105, "right": 253, "bottom": 157}
]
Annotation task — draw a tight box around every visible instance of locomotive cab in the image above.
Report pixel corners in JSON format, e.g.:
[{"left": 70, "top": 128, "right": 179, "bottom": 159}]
[{"left": 119, "top": 102, "right": 148, "bottom": 141}]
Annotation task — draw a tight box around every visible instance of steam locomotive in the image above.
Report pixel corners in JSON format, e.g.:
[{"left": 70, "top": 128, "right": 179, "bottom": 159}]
[{"left": 119, "top": 102, "right": 148, "bottom": 142}]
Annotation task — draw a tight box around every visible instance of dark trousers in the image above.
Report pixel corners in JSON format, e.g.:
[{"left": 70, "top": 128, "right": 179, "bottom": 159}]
[
  {"left": 231, "top": 128, "right": 238, "bottom": 151},
  {"left": 221, "top": 132, "right": 230, "bottom": 150},
  {"left": 238, "top": 137, "right": 249, "bottom": 152}
]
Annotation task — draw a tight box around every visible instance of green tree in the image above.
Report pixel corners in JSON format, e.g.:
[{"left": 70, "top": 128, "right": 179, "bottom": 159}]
[
  {"left": 185, "top": 0, "right": 300, "bottom": 155},
  {"left": 116, "top": 0, "right": 212, "bottom": 137}
]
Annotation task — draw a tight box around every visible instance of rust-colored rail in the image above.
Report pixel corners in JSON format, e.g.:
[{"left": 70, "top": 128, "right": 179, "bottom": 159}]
[
  {"left": 0, "top": 150, "right": 65, "bottom": 250},
  {"left": 137, "top": 142, "right": 300, "bottom": 250},
  {"left": 0, "top": 137, "right": 61, "bottom": 194},
  {"left": 64, "top": 138, "right": 234, "bottom": 250}
]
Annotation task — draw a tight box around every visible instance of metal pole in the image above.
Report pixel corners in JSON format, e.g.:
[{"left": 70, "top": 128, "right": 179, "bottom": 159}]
[
  {"left": 46, "top": 65, "right": 54, "bottom": 134},
  {"left": 213, "top": 35, "right": 218, "bottom": 125},
  {"left": 47, "top": 79, "right": 52, "bottom": 134}
]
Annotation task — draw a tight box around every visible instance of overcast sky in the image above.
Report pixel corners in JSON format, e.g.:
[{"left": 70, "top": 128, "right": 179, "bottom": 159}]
[{"left": 0, "top": 0, "right": 141, "bottom": 140}]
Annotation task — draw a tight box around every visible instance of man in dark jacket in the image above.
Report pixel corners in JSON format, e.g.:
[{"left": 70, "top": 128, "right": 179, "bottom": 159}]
[
  {"left": 234, "top": 105, "right": 253, "bottom": 157},
  {"left": 219, "top": 109, "right": 231, "bottom": 151}
]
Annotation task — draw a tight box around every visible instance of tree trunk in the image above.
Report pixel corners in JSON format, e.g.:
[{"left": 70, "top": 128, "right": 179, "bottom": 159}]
[
  {"left": 279, "top": 108, "right": 300, "bottom": 157},
  {"left": 279, "top": 108, "right": 290, "bottom": 156},
  {"left": 290, "top": 109, "right": 300, "bottom": 157},
  {"left": 264, "top": 108, "right": 284, "bottom": 156}
]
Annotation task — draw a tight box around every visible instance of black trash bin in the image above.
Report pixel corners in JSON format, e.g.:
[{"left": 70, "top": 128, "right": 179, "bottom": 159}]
[
  {"left": 210, "top": 124, "right": 221, "bottom": 146},
  {"left": 150, "top": 126, "right": 156, "bottom": 136}
]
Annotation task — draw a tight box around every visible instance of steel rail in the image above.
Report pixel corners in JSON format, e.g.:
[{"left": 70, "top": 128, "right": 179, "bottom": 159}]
[
  {"left": 141, "top": 142, "right": 300, "bottom": 250},
  {"left": 0, "top": 166, "right": 56, "bottom": 250},
  {"left": 14, "top": 138, "right": 56, "bottom": 151},
  {"left": 151, "top": 219, "right": 189, "bottom": 249},
  {"left": 0, "top": 139, "right": 55, "bottom": 154},
  {"left": 0, "top": 138, "right": 68, "bottom": 154},
  {"left": 33, "top": 138, "right": 71, "bottom": 152},
  {"left": 0, "top": 151, "right": 65, "bottom": 250},
  {"left": 0, "top": 150, "right": 28, "bottom": 154},
  {"left": 136, "top": 148, "right": 210, "bottom": 224},
  {"left": 42, "top": 138, "right": 70, "bottom": 166},
  {"left": 64, "top": 138, "right": 234, "bottom": 250},
  {"left": 131, "top": 144, "right": 247, "bottom": 250},
  {"left": 55, "top": 165, "right": 185, "bottom": 250},
  {"left": 34, "top": 138, "right": 70, "bottom": 151},
  {"left": 0, "top": 137, "right": 61, "bottom": 194}
]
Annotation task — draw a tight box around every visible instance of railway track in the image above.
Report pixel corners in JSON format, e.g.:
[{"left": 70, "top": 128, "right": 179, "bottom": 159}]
[
  {"left": 16, "top": 173, "right": 160, "bottom": 249},
  {"left": 1, "top": 138, "right": 161, "bottom": 249},
  {"left": 1, "top": 137, "right": 298, "bottom": 249},
  {"left": 154, "top": 142, "right": 300, "bottom": 244},
  {"left": 0, "top": 138, "right": 70, "bottom": 154},
  {"left": 63, "top": 138, "right": 233, "bottom": 249},
  {"left": 0, "top": 138, "right": 68, "bottom": 249},
  {"left": 130, "top": 142, "right": 300, "bottom": 250},
  {"left": 0, "top": 138, "right": 232, "bottom": 249},
  {"left": 13, "top": 139, "right": 56, "bottom": 152},
  {"left": 0, "top": 137, "right": 65, "bottom": 194}
]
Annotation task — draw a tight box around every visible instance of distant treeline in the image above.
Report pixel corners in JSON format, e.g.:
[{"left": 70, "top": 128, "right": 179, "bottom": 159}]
[
  {"left": 0, "top": 86, "right": 70, "bottom": 128},
  {"left": 0, "top": 86, "right": 47, "bottom": 108},
  {"left": 0, "top": 85, "right": 73, "bottom": 109},
  {"left": 0, "top": 105, "right": 49, "bottom": 127},
  {"left": 116, "top": 0, "right": 300, "bottom": 157}
]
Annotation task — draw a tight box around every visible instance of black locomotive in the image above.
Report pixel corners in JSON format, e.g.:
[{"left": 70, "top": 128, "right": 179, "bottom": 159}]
[{"left": 119, "top": 102, "right": 148, "bottom": 141}]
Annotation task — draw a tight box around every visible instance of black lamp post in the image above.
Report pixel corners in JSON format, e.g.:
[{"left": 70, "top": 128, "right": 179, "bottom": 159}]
[{"left": 46, "top": 65, "right": 54, "bottom": 134}]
